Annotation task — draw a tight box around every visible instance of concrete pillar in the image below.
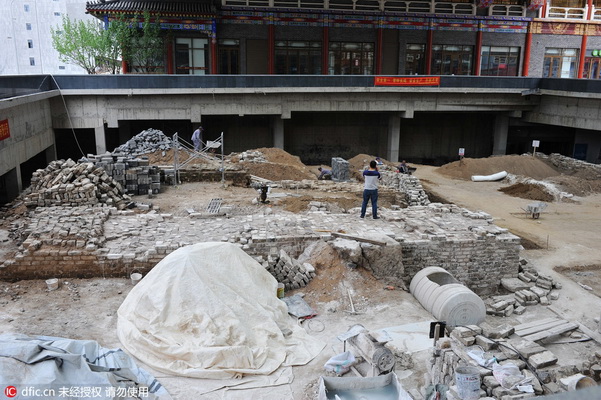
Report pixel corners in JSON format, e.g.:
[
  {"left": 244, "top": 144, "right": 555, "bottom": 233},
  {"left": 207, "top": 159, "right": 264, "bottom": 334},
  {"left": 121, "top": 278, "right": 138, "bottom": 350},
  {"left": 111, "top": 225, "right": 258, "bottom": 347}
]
[
  {"left": 492, "top": 114, "right": 509, "bottom": 156},
  {"left": 45, "top": 145, "right": 56, "bottom": 165},
  {"left": 273, "top": 117, "right": 284, "bottom": 149},
  {"left": 95, "top": 126, "right": 107, "bottom": 155},
  {"left": 387, "top": 113, "right": 401, "bottom": 163}
]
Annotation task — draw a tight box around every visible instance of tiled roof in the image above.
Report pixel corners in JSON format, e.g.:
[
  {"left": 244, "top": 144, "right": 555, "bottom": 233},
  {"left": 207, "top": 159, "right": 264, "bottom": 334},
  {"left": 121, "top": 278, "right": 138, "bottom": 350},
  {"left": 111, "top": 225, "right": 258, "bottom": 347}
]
[{"left": 86, "top": 0, "right": 217, "bottom": 16}]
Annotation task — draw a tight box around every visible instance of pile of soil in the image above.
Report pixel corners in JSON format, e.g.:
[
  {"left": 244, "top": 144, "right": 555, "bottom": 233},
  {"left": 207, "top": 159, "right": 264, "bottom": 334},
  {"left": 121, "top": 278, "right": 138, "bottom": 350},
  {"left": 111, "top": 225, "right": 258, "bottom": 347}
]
[
  {"left": 143, "top": 149, "right": 214, "bottom": 166},
  {"left": 546, "top": 175, "right": 601, "bottom": 196},
  {"left": 438, "top": 155, "right": 560, "bottom": 181},
  {"left": 278, "top": 195, "right": 362, "bottom": 213},
  {"left": 239, "top": 147, "right": 316, "bottom": 181},
  {"left": 499, "top": 182, "right": 555, "bottom": 201}
]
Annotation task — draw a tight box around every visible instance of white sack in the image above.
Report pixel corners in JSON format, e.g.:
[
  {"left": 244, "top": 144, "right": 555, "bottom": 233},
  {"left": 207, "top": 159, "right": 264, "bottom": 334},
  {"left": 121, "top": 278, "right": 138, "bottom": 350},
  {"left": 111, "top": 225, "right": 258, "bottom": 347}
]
[{"left": 117, "top": 242, "right": 324, "bottom": 379}]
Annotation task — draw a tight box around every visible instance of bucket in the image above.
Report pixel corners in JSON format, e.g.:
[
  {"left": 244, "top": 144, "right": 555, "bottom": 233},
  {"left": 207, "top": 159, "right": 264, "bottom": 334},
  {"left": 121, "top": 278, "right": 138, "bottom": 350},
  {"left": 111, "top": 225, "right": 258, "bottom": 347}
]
[
  {"left": 130, "top": 273, "right": 142, "bottom": 285},
  {"left": 46, "top": 278, "right": 59, "bottom": 291},
  {"left": 455, "top": 366, "right": 481, "bottom": 400},
  {"left": 277, "top": 283, "right": 285, "bottom": 299},
  {"left": 562, "top": 373, "right": 597, "bottom": 391}
]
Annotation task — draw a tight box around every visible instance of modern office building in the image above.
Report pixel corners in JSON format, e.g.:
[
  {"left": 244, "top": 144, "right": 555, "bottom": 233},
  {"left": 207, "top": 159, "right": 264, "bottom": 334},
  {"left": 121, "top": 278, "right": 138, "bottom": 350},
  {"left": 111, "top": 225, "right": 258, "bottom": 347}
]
[
  {"left": 85, "top": 0, "right": 601, "bottom": 79},
  {"left": 0, "top": 0, "right": 96, "bottom": 75}
]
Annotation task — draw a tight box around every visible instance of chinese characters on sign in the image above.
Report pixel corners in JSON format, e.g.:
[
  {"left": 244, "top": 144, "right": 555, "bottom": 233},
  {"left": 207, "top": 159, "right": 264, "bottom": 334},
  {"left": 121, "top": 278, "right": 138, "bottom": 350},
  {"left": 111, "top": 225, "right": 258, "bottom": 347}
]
[
  {"left": 0, "top": 119, "right": 10, "bottom": 141},
  {"left": 374, "top": 76, "right": 441, "bottom": 87}
]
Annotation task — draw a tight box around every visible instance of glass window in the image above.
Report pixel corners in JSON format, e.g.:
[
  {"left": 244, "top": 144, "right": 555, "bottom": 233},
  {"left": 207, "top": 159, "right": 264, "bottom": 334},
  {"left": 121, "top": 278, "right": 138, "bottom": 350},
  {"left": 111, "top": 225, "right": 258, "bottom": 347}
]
[
  {"left": 26, "top": 23, "right": 32, "bottom": 30},
  {"left": 328, "top": 42, "right": 374, "bottom": 75},
  {"left": 405, "top": 44, "right": 425, "bottom": 75},
  {"left": 27, "top": 40, "right": 33, "bottom": 48},
  {"left": 59, "top": 66, "right": 65, "bottom": 70},
  {"left": 543, "top": 48, "right": 578, "bottom": 78},
  {"left": 275, "top": 41, "right": 322, "bottom": 74},
  {"left": 480, "top": 46, "right": 520, "bottom": 76},
  {"left": 218, "top": 39, "right": 240, "bottom": 74},
  {"left": 175, "top": 38, "right": 208, "bottom": 75},
  {"left": 29, "top": 57, "right": 35, "bottom": 66},
  {"left": 24, "top": 4, "right": 30, "bottom": 12},
  {"left": 54, "top": 12, "right": 61, "bottom": 16},
  {"left": 432, "top": 45, "right": 473, "bottom": 75}
]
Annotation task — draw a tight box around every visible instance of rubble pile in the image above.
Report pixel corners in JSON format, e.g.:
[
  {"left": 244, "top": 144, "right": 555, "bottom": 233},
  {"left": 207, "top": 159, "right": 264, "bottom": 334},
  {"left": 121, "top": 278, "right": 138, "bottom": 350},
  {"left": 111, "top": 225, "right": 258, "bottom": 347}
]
[
  {"left": 23, "top": 159, "right": 131, "bottom": 209},
  {"left": 539, "top": 153, "right": 601, "bottom": 179},
  {"left": 87, "top": 153, "right": 161, "bottom": 195},
  {"left": 380, "top": 171, "right": 430, "bottom": 206},
  {"left": 111, "top": 128, "right": 172, "bottom": 156},
  {"left": 431, "top": 318, "right": 598, "bottom": 399},
  {"left": 237, "top": 150, "right": 268, "bottom": 163},
  {"left": 265, "top": 249, "right": 316, "bottom": 290},
  {"left": 331, "top": 157, "right": 350, "bottom": 181},
  {"left": 492, "top": 261, "right": 562, "bottom": 316}
]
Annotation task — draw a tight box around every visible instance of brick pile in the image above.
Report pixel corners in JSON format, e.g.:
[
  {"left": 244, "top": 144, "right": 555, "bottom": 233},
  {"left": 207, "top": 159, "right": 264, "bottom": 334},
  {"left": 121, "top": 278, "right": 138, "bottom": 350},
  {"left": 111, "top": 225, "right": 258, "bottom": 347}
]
[
  {"left": 380, "top": 171, "right": 430, "bottom": 206},
  {"left": 331, "top": 157, "right": 350, "bottom": 181},
  {"left": 489, "top": 261, "right": 562, "bottom": 316},
  {"left": 111, "top": 128, "right": 172, "bottom": 156},
  {"left": 539, "top": 153, "right": 601, "bottom": 178},
  {"left": 87, "top": 154, "right": 161, "bottom": 195},
  {"left": 430, "top": 317, "right": 601, "bottom": 399},
  {"left": 22, "top": 159, "right": 131, "bottom": 209},
  {"left": 265, "top": 249, "right": 316, "bottom": 290},
  {"left": 237, "top": 150, "right": 267, "bottom": 162}
]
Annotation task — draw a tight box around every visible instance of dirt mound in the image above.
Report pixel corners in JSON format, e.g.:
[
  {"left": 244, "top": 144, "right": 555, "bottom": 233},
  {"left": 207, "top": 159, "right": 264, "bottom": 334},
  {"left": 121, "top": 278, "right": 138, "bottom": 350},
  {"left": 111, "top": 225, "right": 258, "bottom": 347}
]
[
  {"left": 255, "top": 147, "right": 307, "bottom": 169},
  {"left": 243, "top": 162, "right": 314, "bottom": 181},
  {"left": 499, "top": 182, "right": 555, "bottom": 201},
  {"left": 438, "top": 155, "right": 560, "bottom": 181},
  {"left": 143, "top": 149, "right": 211, "bottom": 165},
  {"left": 546, "top": 175, "right": 601, "bottom": 196}
]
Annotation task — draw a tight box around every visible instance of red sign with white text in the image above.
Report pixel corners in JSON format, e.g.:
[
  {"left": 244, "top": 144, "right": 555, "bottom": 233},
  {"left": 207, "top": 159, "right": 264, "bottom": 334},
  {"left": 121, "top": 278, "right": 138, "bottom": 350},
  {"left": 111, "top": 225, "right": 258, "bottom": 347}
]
[
  {"left": 0, "top": 119, "right": 10, "bottom": 141},
  {"left": 374, "top": 76, "right": 440, "bottom": 87}
]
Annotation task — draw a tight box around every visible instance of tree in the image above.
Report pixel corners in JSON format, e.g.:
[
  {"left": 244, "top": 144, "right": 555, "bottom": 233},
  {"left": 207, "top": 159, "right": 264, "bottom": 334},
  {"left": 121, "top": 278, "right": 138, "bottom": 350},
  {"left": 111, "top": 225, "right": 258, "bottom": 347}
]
[
  {"left": 51, "top": 16, "right": 105, "bottom": 74},
  {"left": 52, "top": 12, "right": 165, "bottom": 75}
]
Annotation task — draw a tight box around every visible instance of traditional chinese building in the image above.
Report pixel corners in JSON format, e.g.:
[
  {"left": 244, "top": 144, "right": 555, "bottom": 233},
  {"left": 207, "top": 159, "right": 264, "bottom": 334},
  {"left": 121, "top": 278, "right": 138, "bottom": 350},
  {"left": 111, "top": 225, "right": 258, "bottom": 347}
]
[{"left": 85, "top": 0, "right": 601, "bottom": 78}]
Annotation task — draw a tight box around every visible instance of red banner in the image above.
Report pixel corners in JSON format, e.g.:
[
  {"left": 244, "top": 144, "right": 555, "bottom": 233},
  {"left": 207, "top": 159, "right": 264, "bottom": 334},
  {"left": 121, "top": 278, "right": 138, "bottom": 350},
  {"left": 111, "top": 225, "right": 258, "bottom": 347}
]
[
  {"left": 0, "top": 119, "right": 10, "bottom": 141},
  {"left": 374, "top": 76, "right": 440, "bottom": 87}
]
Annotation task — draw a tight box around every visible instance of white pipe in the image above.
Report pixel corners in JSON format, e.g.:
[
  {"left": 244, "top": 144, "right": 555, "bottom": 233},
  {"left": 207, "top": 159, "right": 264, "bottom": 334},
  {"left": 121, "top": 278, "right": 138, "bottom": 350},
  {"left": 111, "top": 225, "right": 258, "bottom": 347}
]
[{"left": 471, "top": 171, "right": 508, "bottom": 182}]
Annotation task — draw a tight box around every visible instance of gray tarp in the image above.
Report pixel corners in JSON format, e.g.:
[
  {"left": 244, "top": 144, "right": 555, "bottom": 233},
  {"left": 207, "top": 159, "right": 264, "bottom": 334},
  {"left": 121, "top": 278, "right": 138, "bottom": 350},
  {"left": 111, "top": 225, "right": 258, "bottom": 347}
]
[{"left": 0, "top": 333, "right": 171, "bottom": 399}]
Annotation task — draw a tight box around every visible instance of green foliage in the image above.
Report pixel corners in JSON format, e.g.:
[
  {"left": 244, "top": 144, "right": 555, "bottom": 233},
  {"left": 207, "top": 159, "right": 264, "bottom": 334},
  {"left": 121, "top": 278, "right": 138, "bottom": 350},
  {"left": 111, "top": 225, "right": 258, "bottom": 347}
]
[
  {"left": 52, "top": 12, "right": 165, "bottom": 74},
  {"left": 51, "top": 16, "right": 105, "bottom": 74}
]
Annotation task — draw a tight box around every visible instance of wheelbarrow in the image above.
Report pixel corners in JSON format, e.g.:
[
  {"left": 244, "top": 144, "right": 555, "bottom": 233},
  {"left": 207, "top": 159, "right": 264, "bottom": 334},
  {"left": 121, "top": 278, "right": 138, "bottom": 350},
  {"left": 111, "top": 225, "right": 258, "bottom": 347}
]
[{"left": 522, "top": 201, "right": 547, "bottom": 219}]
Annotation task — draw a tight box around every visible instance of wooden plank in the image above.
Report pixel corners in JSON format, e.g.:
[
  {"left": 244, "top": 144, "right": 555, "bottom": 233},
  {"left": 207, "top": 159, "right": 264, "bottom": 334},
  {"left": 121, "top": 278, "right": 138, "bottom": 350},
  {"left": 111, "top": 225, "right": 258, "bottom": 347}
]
[
  {"left": 523, "top": 322, "right": 578, "bottom": 342},
  {"left": 513, "top": 317, "right": 559, "bottom": 332},
  {"left": 515, "top": 319, "right": 566, "bottom": 336},
  {"left": 577, "top": 323, "right": 601, "bottom": 345},
  {"left": 331, "top": 232, "right": 388, "bottom": 246}
]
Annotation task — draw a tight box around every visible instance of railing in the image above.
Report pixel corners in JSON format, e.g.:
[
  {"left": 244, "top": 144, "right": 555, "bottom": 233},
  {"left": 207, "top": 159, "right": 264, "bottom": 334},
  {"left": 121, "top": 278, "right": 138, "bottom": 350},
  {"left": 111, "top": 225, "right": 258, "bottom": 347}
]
[
  {"left": 434, "top": 1, "right": 476, "bottom": 14},
  {"left": 489, "top": 4, "right": 526, "bottom": 16},
  {"left": 546, "top": 5, "right": 587, "bottom": 19},
  {"left": 593, "top": 6, "right": 601, "bottom": 19},
  {"left": 385, "top": 1, "right": 432, "bottom": 13}
]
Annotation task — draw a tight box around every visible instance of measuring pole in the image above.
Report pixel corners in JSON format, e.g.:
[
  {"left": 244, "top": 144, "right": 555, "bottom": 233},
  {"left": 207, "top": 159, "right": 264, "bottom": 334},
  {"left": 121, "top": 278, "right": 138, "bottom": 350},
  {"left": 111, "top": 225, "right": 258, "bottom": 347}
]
[
  {"left": 173, "top": 132, "right": 180, "bottom": 185},
  {"left": 220, "top": 132, "right": 225, "bottom": 187}
]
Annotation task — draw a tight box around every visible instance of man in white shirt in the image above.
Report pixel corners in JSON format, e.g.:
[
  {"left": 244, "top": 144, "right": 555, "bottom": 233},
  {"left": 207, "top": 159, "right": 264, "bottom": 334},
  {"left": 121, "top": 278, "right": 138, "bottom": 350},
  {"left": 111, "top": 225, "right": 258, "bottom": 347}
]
[
  {"left": 360, "top": 160, "right": 381, "bottom": 219},
  {"left": 191, "top": 126, "right": 204, "bottom": 151}
]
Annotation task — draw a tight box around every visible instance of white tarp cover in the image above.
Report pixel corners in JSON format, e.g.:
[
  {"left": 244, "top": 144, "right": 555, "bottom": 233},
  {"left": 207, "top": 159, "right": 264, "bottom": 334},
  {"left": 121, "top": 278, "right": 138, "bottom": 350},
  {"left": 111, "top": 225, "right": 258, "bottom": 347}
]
[
  {"left": 117, "top": 242, "right": 325, "bottom": 379},
  {"left": 0, "top": 333, "right": 171, "bottom": 400}
]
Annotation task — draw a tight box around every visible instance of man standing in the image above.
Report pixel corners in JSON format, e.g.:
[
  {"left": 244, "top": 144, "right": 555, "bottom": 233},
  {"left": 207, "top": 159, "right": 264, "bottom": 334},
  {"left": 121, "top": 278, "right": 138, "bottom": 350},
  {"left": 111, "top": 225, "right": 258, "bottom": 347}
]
[
  {"left": 360, "top": 160, "right": 381, "bottom": 219},
  {"left": 191, "top": 126, "right": 204, "bottom": 151}
]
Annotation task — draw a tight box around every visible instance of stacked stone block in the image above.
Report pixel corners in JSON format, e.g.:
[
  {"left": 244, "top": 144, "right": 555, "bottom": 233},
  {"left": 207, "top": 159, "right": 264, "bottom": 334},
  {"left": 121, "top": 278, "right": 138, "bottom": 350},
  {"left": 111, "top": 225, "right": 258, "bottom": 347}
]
[
  {"left": 23, "top": 159, "right": 131, "bottom": 209},
  {"left": 265, "top": 249, "right": 316, "bottom": 290},
  {"left": 88, "top": 154, "right": 161, "bottom": 195},
  {"left": 111, "top": 128, "right": 172, "bottom": 156},
  {"left": 379, "top": 171, "right": 430, "bottom": 206},
  {"left": 331, "top": 157, "right": 350, "bottom": 181}
]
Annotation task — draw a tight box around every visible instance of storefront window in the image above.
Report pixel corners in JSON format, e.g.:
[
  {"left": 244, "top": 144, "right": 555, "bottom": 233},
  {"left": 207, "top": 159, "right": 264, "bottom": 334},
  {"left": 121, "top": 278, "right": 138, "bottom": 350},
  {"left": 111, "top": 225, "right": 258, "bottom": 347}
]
[
  {"left": 275, "top": 41, "right": 321, "bottom": 74},
  {"left": 328, "top": 42, "right": 374, "bottom": 75},
  {"left": 480, "top": 46, "right": 520, "bottom": 76},
  {"left": 405, "top": 44, "right": 425, "bottom": 75},
  {"left": 175, "top": 38, "right": 208, "bottom": 75},
  {"left": 218, "top": 39, "right": 240, "bottom": 74},
  {"left": 431, "top": 45, "right": 473, "bottom": 75},
  {"left": 543, "top": 48, "right": 578, "bottom": 78}
]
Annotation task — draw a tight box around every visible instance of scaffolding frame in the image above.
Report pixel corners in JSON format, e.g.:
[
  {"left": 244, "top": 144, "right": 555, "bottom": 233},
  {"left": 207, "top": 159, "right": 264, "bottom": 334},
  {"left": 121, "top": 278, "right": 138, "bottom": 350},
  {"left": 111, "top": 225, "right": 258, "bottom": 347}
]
[{"left": 172, "top": 132, "right": 224, "bottom": 185}]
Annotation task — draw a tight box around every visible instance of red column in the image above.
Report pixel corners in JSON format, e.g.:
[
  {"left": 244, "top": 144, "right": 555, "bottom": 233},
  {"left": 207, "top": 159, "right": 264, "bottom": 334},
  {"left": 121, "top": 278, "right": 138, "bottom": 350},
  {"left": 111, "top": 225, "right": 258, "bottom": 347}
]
[
  {"left": 121, "top": 59, "right": 128, "bottom": 74},
  {"left": 322, "top": 25, "right": 329, "bottom": 74},
  {"left": 522, "top": 28, "right": 533, "bottom": 77},
  {"left": 268, "top": 24, "right": 275, "bottom": 74},
  {"left": 474, "top": 23, "right": 483, "bottom": 76},
  {"left": 211, "top": 38, "right": 218, "bottom": 74},
  {"left": 425, "top": 25, "right": 433, "bottom": 75},
  {"left": 587, "top": 0, "right": 594, "bottom": 20},
  {"left": 167, "top": 40, "right": 174, "bottom": 74},
  {"left": 376, "top": 27, "right": 383, "bottom": 75},
  {"left": 578, "top": 35, "right": 588, "bottom": 78}
]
